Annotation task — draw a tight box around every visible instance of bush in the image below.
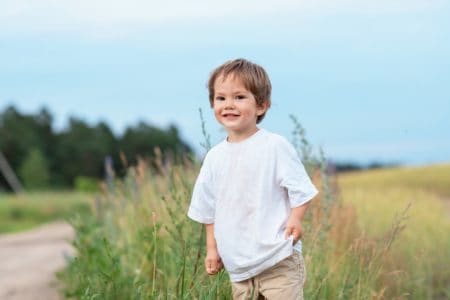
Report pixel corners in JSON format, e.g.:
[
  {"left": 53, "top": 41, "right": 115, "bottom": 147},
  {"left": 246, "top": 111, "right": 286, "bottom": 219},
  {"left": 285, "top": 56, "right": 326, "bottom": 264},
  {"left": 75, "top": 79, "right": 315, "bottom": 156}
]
[
  {"left": 19, "top": 147, "right": 50, "bottom": 190},
  {"left": 74, "top": 176, "right": 99, "bottom": 193}
]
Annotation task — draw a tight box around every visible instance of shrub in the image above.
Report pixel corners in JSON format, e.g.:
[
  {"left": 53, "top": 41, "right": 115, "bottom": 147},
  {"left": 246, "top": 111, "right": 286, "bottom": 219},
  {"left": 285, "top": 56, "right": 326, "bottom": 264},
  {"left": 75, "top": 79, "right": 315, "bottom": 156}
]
[
  {"left": 19, "top": 147, "right": 50, "bottom": 190},
  {"left": 74, "top": 176, "right": 99, "bottom": 193}
]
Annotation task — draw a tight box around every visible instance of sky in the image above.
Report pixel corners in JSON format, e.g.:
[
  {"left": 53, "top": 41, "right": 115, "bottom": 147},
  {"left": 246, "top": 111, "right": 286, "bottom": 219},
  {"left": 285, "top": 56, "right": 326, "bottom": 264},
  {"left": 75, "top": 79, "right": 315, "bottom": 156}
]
[{"left": 1, "top": 0, "right": 449, "bottom": 166}]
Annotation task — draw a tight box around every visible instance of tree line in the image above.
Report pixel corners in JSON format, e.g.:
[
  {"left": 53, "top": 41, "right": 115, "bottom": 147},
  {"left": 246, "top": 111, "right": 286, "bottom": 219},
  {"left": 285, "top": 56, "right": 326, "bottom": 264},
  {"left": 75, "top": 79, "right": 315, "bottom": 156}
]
[{"left": 0, "top": 105, "right": 192, "bottom": 191}]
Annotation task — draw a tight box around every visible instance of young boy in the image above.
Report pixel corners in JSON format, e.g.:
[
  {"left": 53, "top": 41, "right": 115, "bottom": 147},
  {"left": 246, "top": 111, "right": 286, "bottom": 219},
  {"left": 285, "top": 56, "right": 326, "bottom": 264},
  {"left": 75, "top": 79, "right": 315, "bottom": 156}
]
[{"left": 188, "top": 58, "right": 318, "bottom": 299}]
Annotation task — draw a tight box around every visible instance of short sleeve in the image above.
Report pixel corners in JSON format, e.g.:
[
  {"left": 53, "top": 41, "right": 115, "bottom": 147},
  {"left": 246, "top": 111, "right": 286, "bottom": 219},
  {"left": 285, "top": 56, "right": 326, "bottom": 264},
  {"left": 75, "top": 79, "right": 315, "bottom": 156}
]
[
  {"left": 187, "top": 154, "right": 216, "bottom": 224},
  {"left": 275, "top": 138, "right": 319, "bottom": 208}
]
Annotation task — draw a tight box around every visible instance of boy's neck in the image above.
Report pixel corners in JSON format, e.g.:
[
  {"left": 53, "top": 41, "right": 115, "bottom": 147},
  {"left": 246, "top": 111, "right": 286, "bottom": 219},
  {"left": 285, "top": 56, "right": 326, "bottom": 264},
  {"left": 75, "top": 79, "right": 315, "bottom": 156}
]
[{"left": 226, "top": 127, "right": 260, "bottom": 143}]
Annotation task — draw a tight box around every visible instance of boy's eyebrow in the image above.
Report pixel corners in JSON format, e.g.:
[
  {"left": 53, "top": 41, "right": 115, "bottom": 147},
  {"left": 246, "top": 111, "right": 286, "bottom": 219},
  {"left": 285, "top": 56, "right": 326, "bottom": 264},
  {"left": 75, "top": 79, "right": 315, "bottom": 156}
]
[
  {"left": 232, "top": 90, "right": 249, "bottom": 94},
  {"left": 215, "top": 90, "right": 249, "bottom": 95}
]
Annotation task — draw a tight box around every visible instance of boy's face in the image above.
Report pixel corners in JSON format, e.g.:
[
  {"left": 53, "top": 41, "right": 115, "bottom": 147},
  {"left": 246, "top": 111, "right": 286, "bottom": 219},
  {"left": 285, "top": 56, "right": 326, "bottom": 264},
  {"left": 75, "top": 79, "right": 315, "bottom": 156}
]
[{"left": 213, "top": 74, "right": 268, "bottom": 142}]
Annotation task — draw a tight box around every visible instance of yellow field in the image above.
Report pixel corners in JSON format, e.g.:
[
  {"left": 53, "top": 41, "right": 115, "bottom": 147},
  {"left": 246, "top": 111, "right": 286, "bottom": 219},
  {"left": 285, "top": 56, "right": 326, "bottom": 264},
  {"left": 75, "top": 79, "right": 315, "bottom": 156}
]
[{"left": 337, "top": 163, "right": 450, "bottom": 298}]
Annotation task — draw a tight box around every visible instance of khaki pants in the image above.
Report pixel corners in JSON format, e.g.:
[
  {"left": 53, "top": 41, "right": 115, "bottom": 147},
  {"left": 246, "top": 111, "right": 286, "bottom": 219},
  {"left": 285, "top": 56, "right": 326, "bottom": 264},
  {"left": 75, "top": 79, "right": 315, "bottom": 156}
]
[{"left": 231, "top": 252, "right": 306, "bottom": 300}]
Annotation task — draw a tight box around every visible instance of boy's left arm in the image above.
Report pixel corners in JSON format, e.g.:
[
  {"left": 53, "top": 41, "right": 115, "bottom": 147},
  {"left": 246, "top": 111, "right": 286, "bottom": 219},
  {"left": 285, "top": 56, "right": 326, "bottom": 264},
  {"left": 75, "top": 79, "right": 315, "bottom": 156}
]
[{"left": 284, "top": 201, "right": 310, "bottom": 245}]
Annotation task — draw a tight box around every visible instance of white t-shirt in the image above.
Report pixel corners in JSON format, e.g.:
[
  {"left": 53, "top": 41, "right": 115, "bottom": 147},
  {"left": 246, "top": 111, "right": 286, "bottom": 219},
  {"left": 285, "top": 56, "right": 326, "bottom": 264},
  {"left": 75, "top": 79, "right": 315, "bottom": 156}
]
[{"left": 187, "top": 128, "right": 318, "bottom": 282}]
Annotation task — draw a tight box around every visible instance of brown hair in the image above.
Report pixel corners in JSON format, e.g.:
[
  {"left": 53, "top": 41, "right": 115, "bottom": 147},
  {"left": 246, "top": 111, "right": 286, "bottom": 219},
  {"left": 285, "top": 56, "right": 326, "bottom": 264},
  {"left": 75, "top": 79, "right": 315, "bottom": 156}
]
[{"left": 207, "top": 58, "right": 272, "bottom": 123}]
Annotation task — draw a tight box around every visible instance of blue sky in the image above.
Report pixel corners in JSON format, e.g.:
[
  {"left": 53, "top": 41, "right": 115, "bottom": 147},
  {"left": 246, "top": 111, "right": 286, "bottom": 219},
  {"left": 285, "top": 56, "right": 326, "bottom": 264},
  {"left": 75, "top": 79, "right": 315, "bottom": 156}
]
[{"left": 1, "top": 0, "right": 449, "bottom": 166}]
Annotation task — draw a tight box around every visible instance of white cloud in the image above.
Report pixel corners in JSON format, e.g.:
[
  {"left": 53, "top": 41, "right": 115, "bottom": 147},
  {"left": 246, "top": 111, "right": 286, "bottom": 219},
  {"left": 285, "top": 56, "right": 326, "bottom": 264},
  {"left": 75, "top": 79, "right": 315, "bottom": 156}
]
[
  {"left": 0, "top": 0, "right": 445, "bottom": 35},
  {"left": 1, "top": 0, "right": 298, "bottom": 27}
]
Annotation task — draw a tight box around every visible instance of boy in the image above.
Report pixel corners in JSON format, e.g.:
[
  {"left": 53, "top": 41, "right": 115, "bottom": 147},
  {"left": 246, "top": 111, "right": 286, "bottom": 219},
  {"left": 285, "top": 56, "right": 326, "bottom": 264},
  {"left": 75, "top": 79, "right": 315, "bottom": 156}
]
[{"left": 188, "top": 58, "right": 318, "bottom": 299}]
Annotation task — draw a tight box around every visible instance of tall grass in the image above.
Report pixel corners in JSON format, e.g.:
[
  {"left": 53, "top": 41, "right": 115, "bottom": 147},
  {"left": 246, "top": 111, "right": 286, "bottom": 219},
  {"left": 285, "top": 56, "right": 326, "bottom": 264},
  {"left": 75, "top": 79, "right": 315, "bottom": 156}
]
[
  {"left": 60, "top": 119, "right": 435, "bottom": 299},
  {"left": 338, "top": 166, "right": 450, "bottom": 299}
]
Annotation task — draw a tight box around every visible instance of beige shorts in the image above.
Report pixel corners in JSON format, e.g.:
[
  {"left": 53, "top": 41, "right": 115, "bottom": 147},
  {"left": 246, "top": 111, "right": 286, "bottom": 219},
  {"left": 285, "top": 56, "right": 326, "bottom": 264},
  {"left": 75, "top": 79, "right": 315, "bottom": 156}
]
[{"left": 231, "top": 251, "right": 306, "bottom": 300}]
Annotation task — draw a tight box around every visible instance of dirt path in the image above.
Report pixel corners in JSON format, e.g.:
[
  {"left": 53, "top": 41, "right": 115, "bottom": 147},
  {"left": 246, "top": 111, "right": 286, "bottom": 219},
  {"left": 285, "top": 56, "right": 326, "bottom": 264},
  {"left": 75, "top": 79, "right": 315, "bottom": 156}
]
[{"left": 0, "top": 222, "right": 75, "bottom": 300}]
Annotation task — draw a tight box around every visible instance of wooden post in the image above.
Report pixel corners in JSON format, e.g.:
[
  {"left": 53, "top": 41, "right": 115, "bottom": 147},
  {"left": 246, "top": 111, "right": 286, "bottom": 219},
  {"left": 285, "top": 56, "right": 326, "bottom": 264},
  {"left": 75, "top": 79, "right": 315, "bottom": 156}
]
[
  {"left": 104, "top": 155, "right": 115, "bottom": 190},
  {"left": 0, "top": 151, "right": 24, "bottom": 193}
]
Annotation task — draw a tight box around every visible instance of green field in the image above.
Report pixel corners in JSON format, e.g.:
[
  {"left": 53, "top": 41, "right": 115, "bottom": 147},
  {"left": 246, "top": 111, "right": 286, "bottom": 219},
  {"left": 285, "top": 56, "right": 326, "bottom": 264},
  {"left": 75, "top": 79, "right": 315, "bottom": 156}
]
[{"left": 0, "top": 191, "right": 91, "bottom": 233}]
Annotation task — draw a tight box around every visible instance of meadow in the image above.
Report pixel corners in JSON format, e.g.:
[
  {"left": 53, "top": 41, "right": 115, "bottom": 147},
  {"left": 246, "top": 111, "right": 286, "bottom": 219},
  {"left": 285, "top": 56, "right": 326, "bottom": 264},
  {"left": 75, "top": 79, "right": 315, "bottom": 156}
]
[
  {"left": 0, "top": 191, "right": 90, "bottom": 234},
  {"left": 2, "top": 120, "right": 448, "bottom": 299},
  {"left": 337, "top": 165, "right": 450, "bottom": 299},
  {"left": 57, "top": 123, "right": 450, "bottom": 299}
]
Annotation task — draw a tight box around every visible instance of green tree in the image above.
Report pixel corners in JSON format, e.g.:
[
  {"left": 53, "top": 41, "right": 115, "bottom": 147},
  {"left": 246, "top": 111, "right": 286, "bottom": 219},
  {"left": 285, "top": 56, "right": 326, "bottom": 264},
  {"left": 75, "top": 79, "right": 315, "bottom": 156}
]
[
  {"left": 55, "top": 118, "right": 118, "bottom": 186},
  {"left": 0, "top": 106, "right": 55, "bottom": 189},
  {"left": 19, "top": 147, "right": 50, "bottom": 190},
  {"left": 119, "top": 122, "right": 191, "bottom": 166},
  {"left": 0, "top": 105, "right": 192, "bottom": 189}
]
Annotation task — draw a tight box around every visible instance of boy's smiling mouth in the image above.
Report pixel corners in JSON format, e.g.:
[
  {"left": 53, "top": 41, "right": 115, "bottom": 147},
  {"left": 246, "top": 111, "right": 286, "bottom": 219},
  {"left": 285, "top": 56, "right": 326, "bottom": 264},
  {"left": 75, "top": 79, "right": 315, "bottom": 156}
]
[{"left": 222, "top": 113, "right": 240, "bottom": 117}]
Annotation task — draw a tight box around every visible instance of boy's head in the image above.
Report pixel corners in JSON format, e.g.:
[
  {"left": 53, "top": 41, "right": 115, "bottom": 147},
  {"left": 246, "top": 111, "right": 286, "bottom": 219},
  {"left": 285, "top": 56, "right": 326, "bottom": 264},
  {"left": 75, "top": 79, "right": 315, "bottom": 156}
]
[{"left": 207, "top": 58, "right": 272, "bottom": 123}]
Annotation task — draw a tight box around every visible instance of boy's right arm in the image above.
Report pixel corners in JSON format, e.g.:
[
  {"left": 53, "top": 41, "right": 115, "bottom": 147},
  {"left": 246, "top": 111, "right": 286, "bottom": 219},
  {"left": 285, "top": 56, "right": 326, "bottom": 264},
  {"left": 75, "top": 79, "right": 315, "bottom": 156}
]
[{"left": 205, "top": 224, "right": 223, "bottom": 275}]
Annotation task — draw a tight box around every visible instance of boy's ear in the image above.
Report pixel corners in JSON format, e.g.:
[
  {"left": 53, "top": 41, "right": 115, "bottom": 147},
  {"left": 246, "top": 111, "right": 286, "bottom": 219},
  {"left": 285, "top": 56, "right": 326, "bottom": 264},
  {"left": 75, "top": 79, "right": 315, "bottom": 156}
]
[{"left": 257, "top": 101, "right": 270, "bottom": 116}]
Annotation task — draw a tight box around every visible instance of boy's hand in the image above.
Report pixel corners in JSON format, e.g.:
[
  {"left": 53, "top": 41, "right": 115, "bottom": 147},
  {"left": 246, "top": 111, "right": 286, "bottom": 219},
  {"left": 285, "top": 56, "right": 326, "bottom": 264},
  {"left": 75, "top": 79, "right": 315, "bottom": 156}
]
[
  {"left": 284, "top": 215, "right": 303, "bottom": 245},
  {"left": 285, "top": 202, "right": 310, "bottom": 245},
  {"left": 205, "top": 249, "right": 224, "bottom": 275},
  {"left": 204, "top": 224, "right": 223, "bottom": 275}
]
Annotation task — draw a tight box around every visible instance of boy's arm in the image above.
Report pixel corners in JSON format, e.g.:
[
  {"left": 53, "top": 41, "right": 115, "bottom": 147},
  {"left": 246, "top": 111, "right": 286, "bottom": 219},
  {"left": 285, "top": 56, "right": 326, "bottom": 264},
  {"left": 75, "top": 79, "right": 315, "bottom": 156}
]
[
  {"left": 284, "top": 201, "right": 311, "bottom": 245},
  {"left": 205, "top": 224, "right": 223, "bottom": 275}
]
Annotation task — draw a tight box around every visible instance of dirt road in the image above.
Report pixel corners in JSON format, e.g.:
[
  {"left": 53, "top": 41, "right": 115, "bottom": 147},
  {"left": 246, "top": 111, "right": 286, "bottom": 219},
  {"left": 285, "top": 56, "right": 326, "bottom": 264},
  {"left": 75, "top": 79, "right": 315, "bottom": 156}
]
[{"left": 0, "top": 222, "right": 75, "bottom": 300}]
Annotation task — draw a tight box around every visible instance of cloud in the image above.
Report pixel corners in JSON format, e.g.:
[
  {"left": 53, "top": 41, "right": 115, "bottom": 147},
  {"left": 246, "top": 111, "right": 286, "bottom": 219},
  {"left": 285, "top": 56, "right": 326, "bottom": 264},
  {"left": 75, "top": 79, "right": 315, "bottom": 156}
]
[
  {"left": 0, "top": 0, "right": 445, "bottom": 36},
  {"left": 2, "top": 0, "right": 299, "bottom": 28}
]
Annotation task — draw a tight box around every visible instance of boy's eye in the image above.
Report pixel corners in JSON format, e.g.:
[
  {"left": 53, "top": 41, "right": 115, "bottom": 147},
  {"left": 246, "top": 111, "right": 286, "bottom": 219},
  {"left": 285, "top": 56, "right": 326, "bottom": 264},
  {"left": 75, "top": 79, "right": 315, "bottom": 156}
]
[
  {"left": 235, "top": 95, "right": 246, "bottom": 100},
  {"left": 215, "top": 96, "right": 225, "bottom": 101}
]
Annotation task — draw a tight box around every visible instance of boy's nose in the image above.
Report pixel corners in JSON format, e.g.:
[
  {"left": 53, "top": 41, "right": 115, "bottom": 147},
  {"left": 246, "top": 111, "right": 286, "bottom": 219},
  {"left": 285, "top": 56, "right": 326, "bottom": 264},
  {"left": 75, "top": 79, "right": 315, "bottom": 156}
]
[{"left": 224, "top": 98, "right": 235, "bottom": 108}]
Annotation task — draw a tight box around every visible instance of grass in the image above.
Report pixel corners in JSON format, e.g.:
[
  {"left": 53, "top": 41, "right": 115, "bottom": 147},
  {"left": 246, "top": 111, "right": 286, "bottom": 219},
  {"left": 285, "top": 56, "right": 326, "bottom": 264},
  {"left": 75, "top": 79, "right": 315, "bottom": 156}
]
[
  {"left": 338, "top": 164, "right": 450, "bottom": 299},
  {"left": 59, "top": 159, "right": 236, "bottom": 299},
  {"left": 339, "top": 163, "right": 450, "bottom": 198},
  {"left": 61, "top": 156, "right": 412, "bottom": 299},
  {"left": 0, "top": 191, "right": 91, "bottom": 234}
]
